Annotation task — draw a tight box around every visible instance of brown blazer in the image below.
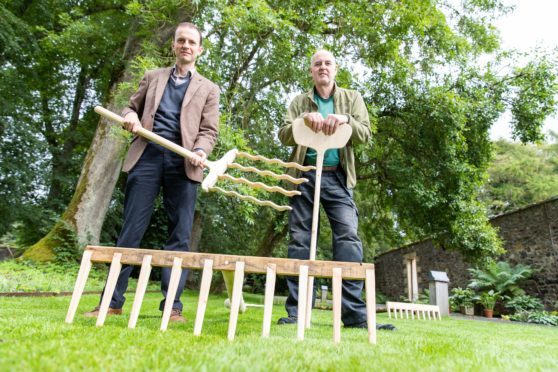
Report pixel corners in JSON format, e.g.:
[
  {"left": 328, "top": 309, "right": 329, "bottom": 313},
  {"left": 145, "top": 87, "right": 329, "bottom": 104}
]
[{"left": 121, "top": 67, "right": 220, "bottom": 183}]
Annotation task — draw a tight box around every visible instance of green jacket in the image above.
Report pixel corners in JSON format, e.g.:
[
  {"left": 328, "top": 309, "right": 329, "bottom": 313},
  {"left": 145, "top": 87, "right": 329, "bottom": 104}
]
[{"left": 278, "top": 83, "right": 371, "bottom": 189}]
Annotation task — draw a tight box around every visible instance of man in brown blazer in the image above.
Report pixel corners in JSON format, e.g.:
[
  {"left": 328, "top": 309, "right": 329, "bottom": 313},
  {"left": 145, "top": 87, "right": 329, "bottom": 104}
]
[{"left": 85, "top": 22, "right": 219, "bottom": 322}]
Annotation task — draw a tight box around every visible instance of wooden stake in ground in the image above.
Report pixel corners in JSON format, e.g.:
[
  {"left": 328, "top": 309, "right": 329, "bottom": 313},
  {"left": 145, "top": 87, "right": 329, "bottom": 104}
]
[{"left": 291, "top": 118, "right": 352, "bottom": 328}]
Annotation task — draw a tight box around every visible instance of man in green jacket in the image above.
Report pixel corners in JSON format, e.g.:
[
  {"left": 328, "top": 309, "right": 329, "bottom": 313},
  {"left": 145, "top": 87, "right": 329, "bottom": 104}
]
[{"left": 278, "top": 49, "right": 394, "bottom": 330}]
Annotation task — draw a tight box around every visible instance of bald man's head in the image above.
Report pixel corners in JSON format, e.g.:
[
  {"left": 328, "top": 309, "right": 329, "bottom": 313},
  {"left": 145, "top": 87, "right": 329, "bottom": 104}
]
[{"left": 309, "top": 49, "right": 338, "bottom": 88}]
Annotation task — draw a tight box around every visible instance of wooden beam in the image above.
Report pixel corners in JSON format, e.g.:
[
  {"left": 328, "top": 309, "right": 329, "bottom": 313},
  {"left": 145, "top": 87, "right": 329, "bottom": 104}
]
[{"left": 84, "top": 246, "right": 374, "bottom": 280}]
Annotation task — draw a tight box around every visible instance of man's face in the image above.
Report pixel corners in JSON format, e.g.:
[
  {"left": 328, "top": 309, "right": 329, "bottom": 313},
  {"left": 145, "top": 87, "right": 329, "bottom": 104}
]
[
  {"left": 173, "top": 26, "right": 203, "bottom": 65},
  {"left": 310, "top": 51, "right": 337, "bottom": 87}
]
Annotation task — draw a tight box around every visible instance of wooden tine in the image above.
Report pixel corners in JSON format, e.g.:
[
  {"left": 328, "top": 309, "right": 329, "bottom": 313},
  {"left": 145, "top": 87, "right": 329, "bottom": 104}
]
[
  {"left": 65, "top": 250, "right": 93, "bottom": 324},
  {"left": 411, "top": 307, "right": 415, "bottom": 320},
  {"left": 332, "top": 268, "right": 342, "bottom": 344},
  {"left": 305, "top": 276, "right": 314, "bottom": 329},
  {"left": 365, "top": 269, "right": 377, "bottom": 344},
  {"left": 128, "top": 255, "right": 153, "bottom": 329},
  {"left": 262, "top": 263, "right": 277, "bottom": 338},
  {"left": 387, "top": 302, "right": 392, "bottom": 319},
  {"left": 161, "top": 257, "right": 183, "bottom": 331},
  {"left": 194, "top": 259, "right": 213, "bottom": 336},
  {"left": 228, "top": 261, "right": 245, "bottom": 341},
  {"left": 297, "top": 265, "right": 309, "bottom": 341},
  {"left": 97, "top": 253, "right": 123, "bottom": 327}
]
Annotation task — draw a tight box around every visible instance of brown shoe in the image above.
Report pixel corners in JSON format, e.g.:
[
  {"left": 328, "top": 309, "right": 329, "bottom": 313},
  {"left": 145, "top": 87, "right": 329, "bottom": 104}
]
[
  {"left": 84, "top": 306, "right": 123, "bottom": 318},
  {"left": 169, "top": 308, "right": 186, "bottom": 323}
]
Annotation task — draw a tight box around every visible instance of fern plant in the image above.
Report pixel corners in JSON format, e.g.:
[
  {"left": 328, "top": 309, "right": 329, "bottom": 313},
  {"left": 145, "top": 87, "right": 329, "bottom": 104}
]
[{"left": 468, "top": 261, "right": 534, "bottom": 297}]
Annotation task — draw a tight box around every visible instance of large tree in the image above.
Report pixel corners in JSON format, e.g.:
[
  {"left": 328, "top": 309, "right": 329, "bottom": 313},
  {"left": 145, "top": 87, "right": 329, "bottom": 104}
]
[{"left": 9, "top": 0, "right": 558, "bottom": 263}]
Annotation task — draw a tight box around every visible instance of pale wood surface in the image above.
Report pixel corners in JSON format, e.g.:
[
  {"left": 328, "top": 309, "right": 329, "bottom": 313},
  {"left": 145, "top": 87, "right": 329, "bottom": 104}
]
[
  {"left": 228, "top": 261, "right": 245, "bottom": 341},
  {"left": 194, "top": 259, "right": 213, "bottom": 336},
  {"left": 228, "top": 163, "right": 309, "bottom": 184},
  {"left": 209, "top": 186, "right": 292, "bottom": 212},
  {"left": 84, "top": 246, "right": 374, "bottom": 280},
  {"left": 365, "top": 269, "right": 377, "bottom": 344},
  {"left": 305, "top": 276, "right": 314, "bottom": 329},
  {"left": 332, "top": 268, "right": 342, "bottom": 344},
  {"left": 218, "top": 174, "right": 301, "bottom": 197},
  {"left": 292, "top": 118, "right": 353, "bottom": 325},
  {"left": 96, "top": 253, "right": 122, "bottom": 327},
  {"left": 262, "top": 264, "right": 277, "bottom": 338},
  {"left": 67, "top": 247, "right": 378, "bottom": 344},
  {"left": 297, "top": 265, "right": 309, "bottom": 341},
  {"left": 223, "top": 270, "right": 246, "bottom": 313},
  {"left": 128, "top": 255, "right": 152, "bottom": 329},
  {"left": 386, "top": 302, "right": 441, "bottom": 320},
  {"left": 65, "top": 250, "right": 92, "bottom": 324},
  {"left": 236, "top": 151, "right": 315, "bottom": 172},
  {"left": 160, "top": 257, "right": 183, "bottom": 331}
]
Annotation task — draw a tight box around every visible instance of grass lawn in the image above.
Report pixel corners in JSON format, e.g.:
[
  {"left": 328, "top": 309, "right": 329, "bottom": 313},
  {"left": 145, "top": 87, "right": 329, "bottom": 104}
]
[{"left": 1, "top": 291, "right": 557, "bottom": 371}]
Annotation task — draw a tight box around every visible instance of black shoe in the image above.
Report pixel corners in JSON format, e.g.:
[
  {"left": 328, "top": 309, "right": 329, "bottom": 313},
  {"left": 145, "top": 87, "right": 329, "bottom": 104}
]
[
  {"left": 345, "top": 321, "right": 397, "bottom": 331},
  {"left": 277, "top": 316, "right": 297, "bottom": 325}
]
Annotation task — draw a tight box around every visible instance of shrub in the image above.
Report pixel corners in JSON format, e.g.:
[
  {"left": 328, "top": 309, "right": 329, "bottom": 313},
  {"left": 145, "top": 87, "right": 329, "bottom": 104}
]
[
  {"left": 468, "top": 261, "right": 534, "bottom": 297},
  {"left": 450, "top": 287, "right": 475, "bottom": 311},
  {"left": 478, "top": 290, "right": 500, "bottom": 310},
  {"left": 510, "top": 311, "right": 558, "bottom": 326},
  {"left": 505, "top": 295, "right": 544, "bottom": 313}
]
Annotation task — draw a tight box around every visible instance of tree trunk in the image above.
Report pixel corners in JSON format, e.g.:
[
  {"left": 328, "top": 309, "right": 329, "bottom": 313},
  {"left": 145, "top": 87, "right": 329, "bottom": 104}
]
[
  {"left": 255, "top": 212, "right": 288, "bottom": 257},
  {"left": 22, "top": 29, "right": 142, "bottom": 261},
  {"left": 23, "top": 104, "right": 129, "bottom": 261}
]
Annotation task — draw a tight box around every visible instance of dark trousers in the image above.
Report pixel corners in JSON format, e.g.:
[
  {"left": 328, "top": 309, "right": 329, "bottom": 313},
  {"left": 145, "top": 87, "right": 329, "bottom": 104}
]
[
  {"left": 104, "top": 142, "right": 198, "bottom": 311},
  {"left": 285, "top": 168, "right": 367, "bottom": 326}
]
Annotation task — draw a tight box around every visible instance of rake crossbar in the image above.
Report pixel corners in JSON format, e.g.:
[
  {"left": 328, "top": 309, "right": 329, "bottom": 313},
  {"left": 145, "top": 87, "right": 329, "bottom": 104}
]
[{"left": 65, "top": 246, "right": 377, "bottom": 344}]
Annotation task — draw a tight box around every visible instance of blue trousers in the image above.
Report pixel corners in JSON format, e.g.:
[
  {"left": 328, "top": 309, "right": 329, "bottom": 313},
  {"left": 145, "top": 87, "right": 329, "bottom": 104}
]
[
  {"left": 105, "top": 142, "right": 198, "bottom": 311},
  {"left": 285, "top": 168, "right": 367, "bottom": 326}
]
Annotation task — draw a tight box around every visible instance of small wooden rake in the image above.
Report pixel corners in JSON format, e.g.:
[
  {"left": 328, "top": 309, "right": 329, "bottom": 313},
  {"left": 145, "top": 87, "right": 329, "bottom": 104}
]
[{"left": 95, "top": 106, "right": 314, "bottom": 211}]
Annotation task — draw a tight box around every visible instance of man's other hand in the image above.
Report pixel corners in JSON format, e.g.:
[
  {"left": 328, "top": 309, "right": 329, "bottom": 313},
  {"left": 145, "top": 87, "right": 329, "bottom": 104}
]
[
  {"left": 123, "top": 112, "right": 142, "bottom": 134},
  {"left": 322, "top": 114, "right": 348, "bottom": 135},
  {"left": 189, "top": 149, "right": 207, "bottom": 168},
  {"left": 303, "top": 112, "right": 324, "bottom": 133}
]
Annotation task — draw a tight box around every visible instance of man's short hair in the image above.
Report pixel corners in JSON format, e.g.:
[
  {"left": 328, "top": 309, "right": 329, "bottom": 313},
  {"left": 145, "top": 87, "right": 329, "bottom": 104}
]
[
  {"left": 174, "top": 22, "right": 203, "bottom": 45},
  {"left": 310, "top": 49, "right": 336, "bottom": 66}
]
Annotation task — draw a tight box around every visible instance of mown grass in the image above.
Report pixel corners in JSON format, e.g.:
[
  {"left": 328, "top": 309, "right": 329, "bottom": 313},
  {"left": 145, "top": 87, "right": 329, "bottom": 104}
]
[
  {"left": 1, "top": 291, "right": 557, "bottom": 371},
  {"left": 0, "top": 260, "right": 157, "bottom": 293}
]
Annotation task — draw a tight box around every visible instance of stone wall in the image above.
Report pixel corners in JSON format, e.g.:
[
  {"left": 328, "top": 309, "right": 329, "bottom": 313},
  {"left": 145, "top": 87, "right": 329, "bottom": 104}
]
[{"left": 375, "top": 197, "right": 558, "bottom": 309}]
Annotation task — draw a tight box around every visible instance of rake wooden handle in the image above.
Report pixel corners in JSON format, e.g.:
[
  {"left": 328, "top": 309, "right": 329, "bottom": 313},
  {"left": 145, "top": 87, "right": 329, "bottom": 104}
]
[{"left": 94, "top": 106, "right": 205, "bottom": 165}]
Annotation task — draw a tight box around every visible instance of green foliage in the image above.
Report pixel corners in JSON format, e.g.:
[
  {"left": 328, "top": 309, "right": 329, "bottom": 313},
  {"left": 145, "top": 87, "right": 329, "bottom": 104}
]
[
  {"left": 510, "top": 311, "right": 558, "bottom": 326},
  {"left": 1, "top": 0, "right": 132, "bottom": 242},
  {"left": 505, "top": 295, "right": 544, "bottom": 314},
  {"left": 510, "top": 56, "right": 558, "bottom": 143},
  {"left": 468, "top": 261, "right": 534, "bottom": 297},
  {"left": 478, "top": 289, "right": 500, "bottom": 310},
  {"left": 3, "top": 0, "right": 558, "bottom": 263},
  {"left": 0, "top": 259, "right": 107, "bottom": 293},
  {"left": 2, "top": 293, "right": 558, "bottom": 369},
  {"left": 450, "top": 287, "right": 476, "bottom": 310},
  {"left": 479, "top": 139, "right": 558, "bottom": 216}
]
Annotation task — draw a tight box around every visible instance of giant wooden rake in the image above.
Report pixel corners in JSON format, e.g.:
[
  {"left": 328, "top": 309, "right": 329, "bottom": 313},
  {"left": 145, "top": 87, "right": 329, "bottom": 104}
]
[{"left": 65, "top": 246, "right": 377, "bottom": 344}]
